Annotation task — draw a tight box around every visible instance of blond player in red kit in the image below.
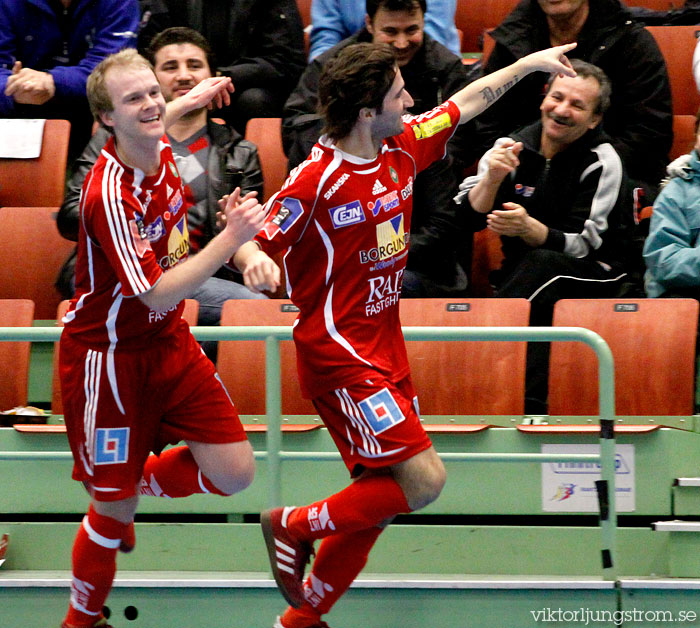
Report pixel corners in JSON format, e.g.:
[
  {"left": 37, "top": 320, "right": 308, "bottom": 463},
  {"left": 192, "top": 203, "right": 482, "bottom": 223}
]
[{"left": 58, "top": 48, "right": 266, "bottom": 628}]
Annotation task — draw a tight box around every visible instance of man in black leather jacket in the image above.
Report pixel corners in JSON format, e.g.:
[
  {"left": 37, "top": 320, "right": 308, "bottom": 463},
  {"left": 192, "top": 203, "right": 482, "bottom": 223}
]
[
  {"left": 57, "top": 27, "right": 265, "bottom": 336},
  {"left": 136, "top": 0, "right": 305, "bottom": 133},
  {"left": 283, "top": 0, "right": 471, "bottom": 297}
]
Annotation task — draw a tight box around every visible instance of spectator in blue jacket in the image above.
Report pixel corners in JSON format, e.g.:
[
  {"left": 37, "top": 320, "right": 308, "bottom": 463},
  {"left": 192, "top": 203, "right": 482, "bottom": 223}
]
[
  {"left": 0, "top": 0, "right": 139, "bottom": 156},
  {"left": 309, "top": 0, "right": 461, "bottom": 59},
  {"left": 644, "top": 110, "right": 700, "bottom": 299}
]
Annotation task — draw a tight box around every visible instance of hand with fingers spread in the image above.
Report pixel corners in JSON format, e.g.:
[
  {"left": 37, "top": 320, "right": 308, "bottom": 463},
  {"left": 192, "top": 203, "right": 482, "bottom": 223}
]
[
  {"left": 165, "top": 76, "right": 234, "bottom": 126},
  {"left": 220, "top": 187, "right": 267, "bottom": 251},
  {"left": 217, "top": 189, "right": 259, "bottom": 231},
  {"left": 192, "top": 76, "right": 234, "bottom": 110}
]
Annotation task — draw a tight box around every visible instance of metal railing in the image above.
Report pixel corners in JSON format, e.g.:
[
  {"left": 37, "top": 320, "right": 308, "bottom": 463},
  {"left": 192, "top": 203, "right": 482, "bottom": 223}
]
[{"left": 0, "top": 325, "right": 617, "bottom": 578}]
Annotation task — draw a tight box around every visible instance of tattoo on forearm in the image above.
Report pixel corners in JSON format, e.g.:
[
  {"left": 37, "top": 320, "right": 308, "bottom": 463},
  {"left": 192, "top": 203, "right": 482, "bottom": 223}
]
[{"left": 480, "top": 75, "right": 520, "bottom": 105}]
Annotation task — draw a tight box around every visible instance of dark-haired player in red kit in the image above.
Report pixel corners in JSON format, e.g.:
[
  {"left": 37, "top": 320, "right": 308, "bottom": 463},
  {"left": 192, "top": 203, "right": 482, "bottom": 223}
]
[
  {"left": 233, "top": 40, "right": 577, "bottom": 628},
  {"left": 58, "top": 48, "right": 266, "bottom": 628}
]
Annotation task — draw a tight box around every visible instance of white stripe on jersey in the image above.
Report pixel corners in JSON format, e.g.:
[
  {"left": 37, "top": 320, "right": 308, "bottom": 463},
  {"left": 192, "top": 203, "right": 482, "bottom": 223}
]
[
  {"left": 314, "top": 219, "right": 334, "bottom": 285},
  {"left": 344, "top": 424, "right": 355, "bottom": 457},
  {"left": 105, "top": 291, "right": 126, "bottom": 415},
  {"left": 323, "top": 285, "right": 372, "bottom": 367},
  {"left": 101, "top": 156, "right": 151, "bottom": 294},
  {"left": 283, "top": 248, "right": 293, "bottom": 298},
  {"left": 82, "top": 349, "right": 102, "bottom": 477},
  {"left": 64, "top": 237, "right": 94, "bottom": 324}
]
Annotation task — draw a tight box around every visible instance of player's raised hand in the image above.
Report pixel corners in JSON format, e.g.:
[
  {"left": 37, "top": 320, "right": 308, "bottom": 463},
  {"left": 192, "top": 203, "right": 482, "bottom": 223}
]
[
  {"left": 196, "top": 75, "right": 234, "bottom": 110},
  {"left": 217, "top": 190, "right": 258, "bottom": 230},
  {"left": 221, "top": 187, "right": 266, "bottom": 250},
  {"left": 165, "top": 76, "right": 234, "bottom": 127},
  {"left": 521, "top": 43, "right": 577, "bottom": 78}
]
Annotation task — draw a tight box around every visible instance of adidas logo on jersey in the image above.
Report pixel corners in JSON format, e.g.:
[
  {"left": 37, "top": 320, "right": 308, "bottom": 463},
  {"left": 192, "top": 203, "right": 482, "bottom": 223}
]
[
  {"left": 372, "top": 179, "right": 387, "bottom": 195},
  {"left": 308, "top": 502, "right": 335, "bottom": 532}
]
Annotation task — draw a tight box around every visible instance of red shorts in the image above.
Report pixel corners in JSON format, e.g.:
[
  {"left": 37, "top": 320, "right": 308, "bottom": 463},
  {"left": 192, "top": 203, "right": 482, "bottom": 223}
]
[
  {"left": 59, "top": 324, "right": 246, "bottom": 501},
  {"left": 312, "top": 374, "right": 432, "bottom": 477}
]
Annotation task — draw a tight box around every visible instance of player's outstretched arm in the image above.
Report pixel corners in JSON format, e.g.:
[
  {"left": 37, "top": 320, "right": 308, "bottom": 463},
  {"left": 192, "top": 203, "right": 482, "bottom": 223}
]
[
  {"left": 233, "top": 242, "right": 281, "bottom": 294},
  {"left": 139, "top": 188, "right": 265, "bottom": 311},
  {"left": 450, "top": 43, "right": 576, "bottom": 125},
  {"left": 164, "top": 76, "right": 234, "bottom": 128}
]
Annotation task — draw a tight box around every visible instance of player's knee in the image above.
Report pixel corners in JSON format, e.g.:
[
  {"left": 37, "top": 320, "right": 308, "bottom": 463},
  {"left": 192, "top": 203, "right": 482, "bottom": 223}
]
[
  {"left": 212, "top": 453, "right": 256, "bottom": 496},
  {"left": 423, "top": 460, "right": 447, "bottom": 506},
  {"left": 407, "top": 458, "right": 446, "bottom": 511}
]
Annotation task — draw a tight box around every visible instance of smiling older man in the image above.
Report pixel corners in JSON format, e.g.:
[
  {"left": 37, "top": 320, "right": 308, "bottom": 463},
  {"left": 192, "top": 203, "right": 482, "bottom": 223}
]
[
  {"left": 466, "top": 0, "right": 672, "bottom": 200},
  {"left": 460, "top": 60, "right": 634, "bottom": 414}
]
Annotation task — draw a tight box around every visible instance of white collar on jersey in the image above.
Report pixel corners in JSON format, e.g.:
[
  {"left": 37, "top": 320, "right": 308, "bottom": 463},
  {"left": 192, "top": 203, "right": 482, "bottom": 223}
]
[{"left": 319, "top": 134, "right": 382, "bottom": 165}]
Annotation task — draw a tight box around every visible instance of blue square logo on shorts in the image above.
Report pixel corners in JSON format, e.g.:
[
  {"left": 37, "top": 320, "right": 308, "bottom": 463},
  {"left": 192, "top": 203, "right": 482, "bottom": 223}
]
[
  {"left": 358, "top": 388, "right": 405, "bottom": 435},
  {"left": 95, "top": 428, "right": 130, "bottom": 465}
]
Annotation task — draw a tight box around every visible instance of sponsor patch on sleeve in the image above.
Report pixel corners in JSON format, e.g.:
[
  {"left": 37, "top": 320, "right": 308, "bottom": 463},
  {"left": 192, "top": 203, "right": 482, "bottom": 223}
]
[
  {"left": 410, "top": 112, "right": 452, "bottom": 139},
  {"left": 263, "top": 197, "right": 305, "bottom": 239}
]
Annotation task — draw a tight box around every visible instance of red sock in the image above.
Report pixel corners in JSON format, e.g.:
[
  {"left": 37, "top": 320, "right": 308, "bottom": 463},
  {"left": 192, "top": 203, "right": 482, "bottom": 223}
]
[
  {"left": 286, "top": 475, "right": 409, "bottom": 542},
  {"left": 139, "top": 446, "right": 226, "bottom": 497},
  {"left": 63, "top": 505, "right": 127, "bottom": 627},
  {"left": 280, "top": 527, "right": 384, "bottom": 627}
]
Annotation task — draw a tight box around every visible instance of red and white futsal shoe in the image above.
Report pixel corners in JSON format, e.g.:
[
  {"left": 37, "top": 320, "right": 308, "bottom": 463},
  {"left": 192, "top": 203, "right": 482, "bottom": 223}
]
[
  {"left": 0, "top": 533, "right": 8, "bottom": 567},
  {"left": 61, "top": 617, "right": 113, "bottom": 628},
  {"left": 119, "top": 522, "right": 135, "bottom": 554},
  {"left": 261, "top": 506, "right": 314, "bottom": 608},
  {"left": 273, "top": 616, "right": 332, "bottom": 628}
]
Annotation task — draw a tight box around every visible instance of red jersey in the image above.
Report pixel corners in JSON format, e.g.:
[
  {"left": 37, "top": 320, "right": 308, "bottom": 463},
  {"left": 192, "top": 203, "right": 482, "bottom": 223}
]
[
  {"left": 255, "top": 101, "right": 460, "bottom": 397},
  {"left": 63, "top": 136, "right": 188, "bottom": 349}
]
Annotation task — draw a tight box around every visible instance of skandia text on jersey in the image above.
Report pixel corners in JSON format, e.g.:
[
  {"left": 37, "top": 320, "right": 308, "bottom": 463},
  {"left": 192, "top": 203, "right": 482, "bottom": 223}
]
[
  {"left": 365, "top": 269, "right": 404, "bottom": 316},
  {"left": 324, "top": 173, "right": 349, "bottom": 200}
]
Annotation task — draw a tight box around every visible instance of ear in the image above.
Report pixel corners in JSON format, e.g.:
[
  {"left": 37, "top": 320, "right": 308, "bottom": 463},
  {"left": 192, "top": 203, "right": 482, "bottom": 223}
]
[
  {"left": 360, "top": 107, "right": 375, "bottom": 120},
  {"left": 365, "top": 14, "right": 373, "bottom": 35},
  {"left": 588, "top": 113, "right": 602, "bottom": 130},
  {"left": 99, "top": 110, "right": 115, "bottom": 129}
]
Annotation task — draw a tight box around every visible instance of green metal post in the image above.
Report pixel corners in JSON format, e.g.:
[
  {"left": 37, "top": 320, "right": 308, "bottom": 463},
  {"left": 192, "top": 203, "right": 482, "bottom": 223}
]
[{"left": 265, "top": 334, "right": 283, "bottom": 508}]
